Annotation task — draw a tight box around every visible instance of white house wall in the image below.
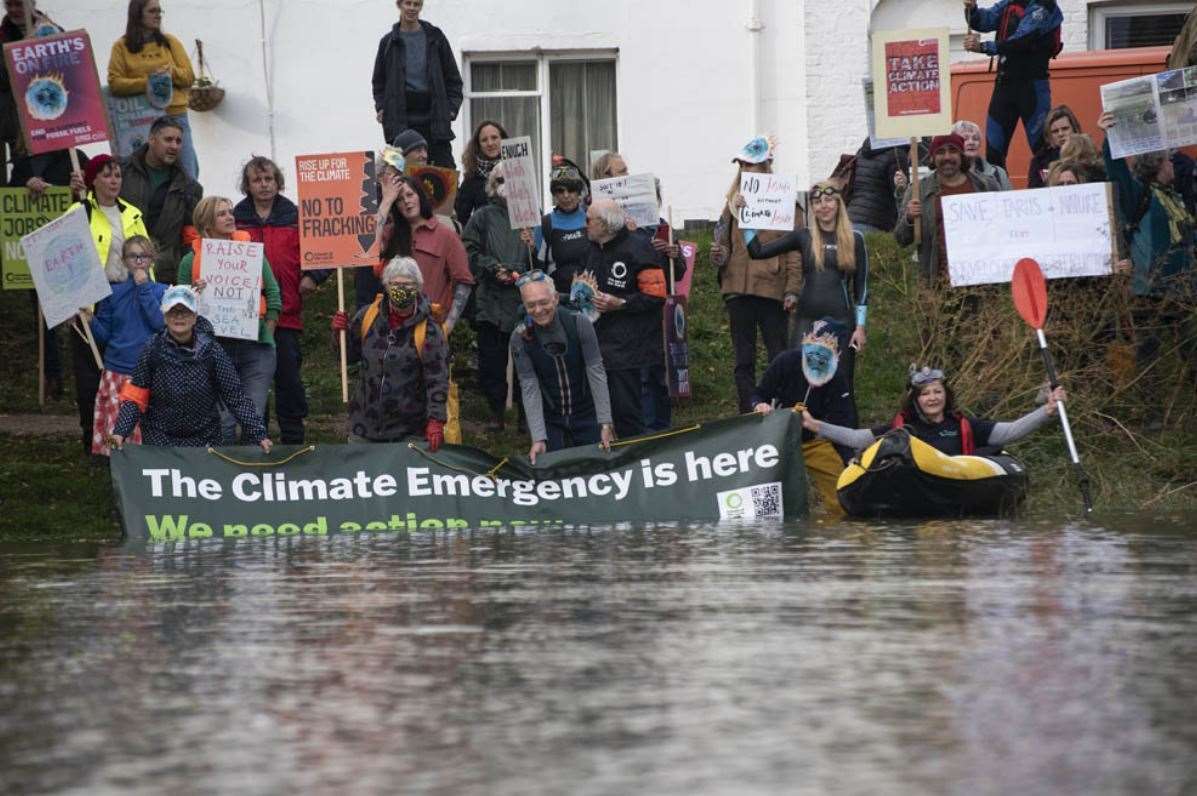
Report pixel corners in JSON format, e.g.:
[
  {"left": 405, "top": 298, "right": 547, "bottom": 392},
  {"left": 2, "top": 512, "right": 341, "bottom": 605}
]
[{"left": 53, "top": 0, "right": 1096, "bottom": 224}]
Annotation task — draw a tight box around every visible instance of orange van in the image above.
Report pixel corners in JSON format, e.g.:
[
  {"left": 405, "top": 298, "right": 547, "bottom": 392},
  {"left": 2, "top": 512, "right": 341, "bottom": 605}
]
[{"left": 951, "top": 46, "right": 1173, "bottom": 188}]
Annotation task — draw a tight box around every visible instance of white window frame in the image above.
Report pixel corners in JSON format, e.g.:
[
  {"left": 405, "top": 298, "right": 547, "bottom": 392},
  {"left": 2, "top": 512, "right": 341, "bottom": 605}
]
[
  {"left": 1088, "top": 2, "right": 1193, "bottom": 50},
  {"left": 463, "top": 49, "right": 620, "bottom": 204}
]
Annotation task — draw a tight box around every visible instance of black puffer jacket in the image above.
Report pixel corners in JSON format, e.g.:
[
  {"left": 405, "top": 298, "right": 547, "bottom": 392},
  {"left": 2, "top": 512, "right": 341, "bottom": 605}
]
[{"left": 846, "top": 139, "right": 910, "bottom": 232}]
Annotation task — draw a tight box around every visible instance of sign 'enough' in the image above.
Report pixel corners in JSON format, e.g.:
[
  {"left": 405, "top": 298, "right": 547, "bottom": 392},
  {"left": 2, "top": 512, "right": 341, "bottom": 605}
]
[{"left": 942, "top": 182, "right": 1116, "bottom": 287}]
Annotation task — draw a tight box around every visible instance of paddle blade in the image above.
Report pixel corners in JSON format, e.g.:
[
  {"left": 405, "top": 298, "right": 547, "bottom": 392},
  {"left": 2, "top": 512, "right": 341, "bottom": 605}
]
[{"left": 1011, "top": 257, "right": 1048, "bottom": 329}]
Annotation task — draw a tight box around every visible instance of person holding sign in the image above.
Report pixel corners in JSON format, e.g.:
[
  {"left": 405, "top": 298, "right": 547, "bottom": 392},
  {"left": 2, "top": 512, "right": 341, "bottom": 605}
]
[
  {"left": 108, "top": 0, "right": 199, "bottom": 179},
  {"left": 0, "top": 0, "right": 60, "bottom": 168},
  {"left": 109, "top": 286, "right": 272, "bottom": 452},
  {"left": 745, "top": 181, "right": 869, "bottom": 395},
  {"left": 330, "top": 256, "right": 449, "bottom": 449},
  {"left": 711, "top": 136, "right": 800, "bottom": 412},
  {"left": 802, "top": 366, "right": 1066, "bottom": 457},
  {"left": 895, "top": 134, "right": 998, "bottom": 282},
  {"left": 234, "top": 155, "right": 331, "bottom": 446},
  {"left": 178, "top": 196, "right": 281, "bottom": 444},
  {"left": 84, "top": 235, "right": 165, "bottom": 456},
  {"left": 462, "top": 160, "right": 540, "bottom": 431},
  {"left": 511, "top": 271, "right": 614, "bottom": 462},
  {"left": 963, "top": 0, "right": 1063, "bottom": 171}
]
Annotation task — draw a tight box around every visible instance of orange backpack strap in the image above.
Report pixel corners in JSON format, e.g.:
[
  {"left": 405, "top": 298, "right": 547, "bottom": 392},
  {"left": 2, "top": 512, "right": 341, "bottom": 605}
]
[
  {"left": 413, "top": 318, "right": 427, "bottom": 356},
  {"left": 361, "top": 295, "right": 384, "bottom": 343}
]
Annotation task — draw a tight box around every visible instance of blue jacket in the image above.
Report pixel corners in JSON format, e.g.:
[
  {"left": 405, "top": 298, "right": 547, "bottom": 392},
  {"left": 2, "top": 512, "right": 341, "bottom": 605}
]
[
  {"left": 968, "top": 0, "right": 1062, "bottom": 79},
  {"left": 90, "top": 277, "right": 166, "bottom": 374},
  {"left": 113, "top": 317, "right": 266, "bottom": 446}
]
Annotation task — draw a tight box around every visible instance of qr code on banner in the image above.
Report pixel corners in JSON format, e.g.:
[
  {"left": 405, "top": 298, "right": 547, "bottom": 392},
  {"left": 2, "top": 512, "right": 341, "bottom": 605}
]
[{"left": 716, "top": 482, "right": 784, "bottom": 521}]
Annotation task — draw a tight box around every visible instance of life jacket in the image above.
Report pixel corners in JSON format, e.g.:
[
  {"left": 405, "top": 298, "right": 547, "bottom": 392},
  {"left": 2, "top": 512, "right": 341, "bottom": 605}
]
[
  {"left": 191, "top": 232, "right": 266, "bottom": 319},
  {"left": 518, "top": 306, "right": 593, "bottom": 419},
  {"left": 892, "top": 411, "right": 975, "bottom": 455},
  {"left": 997, "top": 0, "right": 1062, "bottom": 58}
]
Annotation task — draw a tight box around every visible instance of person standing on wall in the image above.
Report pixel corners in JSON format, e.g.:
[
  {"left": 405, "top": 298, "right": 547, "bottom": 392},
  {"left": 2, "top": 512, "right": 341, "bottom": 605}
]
[
  {"left": 372, "top": 0, "right": 463, "bottom": 169},
  {"left": 963, "top": 0, "right": 1062, "bottom": 172},
  {"left": 108, "top": 0, "right": 200, "bottom": 180}
]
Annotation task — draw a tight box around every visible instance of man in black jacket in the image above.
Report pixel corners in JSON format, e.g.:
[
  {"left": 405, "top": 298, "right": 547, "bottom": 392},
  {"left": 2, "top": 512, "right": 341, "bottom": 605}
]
[
  {"left": 118, "top": 117, "right": 202, "bottom": 283},
  {"left": 372, "top": 0, "right": 463, "bottom": 169},
  {"left": 583, "top": 199, "right": 668, "bottom": 439}
]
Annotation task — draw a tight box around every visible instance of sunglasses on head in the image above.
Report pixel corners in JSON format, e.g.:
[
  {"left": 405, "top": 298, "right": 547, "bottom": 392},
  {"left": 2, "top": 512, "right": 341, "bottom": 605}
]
[
  {"left": 515, "top": 270, "right": 549, "bottom": 287},
  {"left": 910, "top": 367, "right": 945, "bottom": 387},
  {"left": 810, "top": 186, "right": 840, "bottom": 199}
]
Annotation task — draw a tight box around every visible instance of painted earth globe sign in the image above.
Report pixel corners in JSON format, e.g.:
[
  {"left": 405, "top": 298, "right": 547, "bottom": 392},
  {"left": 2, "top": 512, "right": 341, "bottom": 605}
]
[
  {"left": 43, "top": 236, "right": 92, "bottom": 292},
  {"left": 25, "top": 74, "right": 69, "bottom": 121}
]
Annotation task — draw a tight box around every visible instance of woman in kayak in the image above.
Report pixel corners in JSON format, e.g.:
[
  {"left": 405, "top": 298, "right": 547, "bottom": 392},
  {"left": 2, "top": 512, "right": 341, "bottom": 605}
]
[{"left": 801, "top": 366, "right": 1066, "bottom": 456}]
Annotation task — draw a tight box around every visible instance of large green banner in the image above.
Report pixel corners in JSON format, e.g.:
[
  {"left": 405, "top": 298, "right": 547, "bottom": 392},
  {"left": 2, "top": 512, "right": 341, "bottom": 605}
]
[
  {"left": 111, "top": 412, "right": 809, "bottom": 544},
  {"left": 1, "top": 187, "right": 74, "bottom": 290}
]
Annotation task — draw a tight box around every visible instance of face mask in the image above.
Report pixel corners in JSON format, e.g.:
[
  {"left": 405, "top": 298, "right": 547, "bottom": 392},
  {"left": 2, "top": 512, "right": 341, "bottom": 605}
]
[{"left": 387, "top": 284, "right": 418, "bottom": 308}]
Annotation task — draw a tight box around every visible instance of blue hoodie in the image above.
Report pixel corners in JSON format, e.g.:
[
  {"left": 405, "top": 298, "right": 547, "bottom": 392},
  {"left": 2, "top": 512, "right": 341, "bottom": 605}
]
[{"left": 90, "top": 277, "right": 167, "bottom": 374}]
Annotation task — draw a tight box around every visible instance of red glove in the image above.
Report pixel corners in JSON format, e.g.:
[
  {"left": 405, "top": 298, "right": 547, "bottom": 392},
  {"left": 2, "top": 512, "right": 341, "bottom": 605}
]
[
  {"left": 330, "top": 310, "right": 348, "bottom": 332},
  {"left": 424, "top": 419, "right": 445, "bottom": 453}
]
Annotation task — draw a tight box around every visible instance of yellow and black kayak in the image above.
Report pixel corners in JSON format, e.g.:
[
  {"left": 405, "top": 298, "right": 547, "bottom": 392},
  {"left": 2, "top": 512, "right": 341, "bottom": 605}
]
[{"left": 836, "top": 428, "right": 1028, "bottom": 518}]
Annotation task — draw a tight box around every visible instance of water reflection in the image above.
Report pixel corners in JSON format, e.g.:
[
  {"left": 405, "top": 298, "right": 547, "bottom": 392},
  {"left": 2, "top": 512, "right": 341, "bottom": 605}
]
[{"left": 1, "top": 516, "right": 1195, "bottom": 793}]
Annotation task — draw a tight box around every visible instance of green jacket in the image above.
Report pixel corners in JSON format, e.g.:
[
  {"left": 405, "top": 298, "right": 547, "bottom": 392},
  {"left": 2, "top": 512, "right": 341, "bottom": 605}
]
[
  {"left": 894, "top": 170, "right": 997, "bottom": 282},
  {"left": 462, "top": 200, "right": 541, "bottom": 333},
  {"left": 177, "top": 245, "right": 282, "bottom": 346}
]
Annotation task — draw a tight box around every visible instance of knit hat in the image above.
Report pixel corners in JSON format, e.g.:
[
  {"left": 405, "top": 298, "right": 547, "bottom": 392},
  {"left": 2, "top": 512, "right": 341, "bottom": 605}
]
[
  {"left": 732, "top": 135, "right": 777, "bottom": 165},
  {"left": 83, "top": 153, "right": 115, "bottom": 189},
  {"left": 929, "top": 134, "right": 965, "bottom": 159},
  {"left": 391, "top": 128, "right": 429, "bottom": 156},
  {"left": 549, "top": 161, "right": 585, "bottom": 192},
  {"left": 161, "top": 285, "right": 198, "bottom": 314}
]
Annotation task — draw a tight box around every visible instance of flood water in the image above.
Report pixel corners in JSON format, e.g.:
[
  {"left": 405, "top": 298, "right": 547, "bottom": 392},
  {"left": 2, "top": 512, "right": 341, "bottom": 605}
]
[{"left": 2, "top": 515, "right": 1196, "bottom": 794}]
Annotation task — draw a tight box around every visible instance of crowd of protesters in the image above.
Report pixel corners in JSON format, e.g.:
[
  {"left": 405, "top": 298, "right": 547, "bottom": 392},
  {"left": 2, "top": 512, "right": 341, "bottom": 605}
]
[{"left": 3, "top": 0, "right": 1196, "bottom": 512}]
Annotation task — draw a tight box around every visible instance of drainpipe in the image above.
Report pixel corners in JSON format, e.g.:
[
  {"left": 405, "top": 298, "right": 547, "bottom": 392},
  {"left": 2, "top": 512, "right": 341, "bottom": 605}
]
[
  {"left": 747, "top": 0, "right": 764, "bottom": 133},
  {"left": 259, "top": 0, "right": 277, "bottom": 160}
]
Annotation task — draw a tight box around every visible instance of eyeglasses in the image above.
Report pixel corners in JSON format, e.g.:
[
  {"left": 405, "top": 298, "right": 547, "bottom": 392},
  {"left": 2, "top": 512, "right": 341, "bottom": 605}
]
[
  {"left": 910, "top": 367, "right": 945, "bottom": 386},
  {"left": 810, "top": 186, "right": 840, "bottom": 199},
  {"left": 515, "top": 270, "right": 549, "bottom": 287},
  {"left": 125, "top": 253, "right": 153, "bottom": 262}
]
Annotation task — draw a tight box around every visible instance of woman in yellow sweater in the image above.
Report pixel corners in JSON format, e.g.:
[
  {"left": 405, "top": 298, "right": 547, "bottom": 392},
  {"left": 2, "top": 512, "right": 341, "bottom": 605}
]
[{"left": 108, "top": 0, "right": 198, "bottom": 179}]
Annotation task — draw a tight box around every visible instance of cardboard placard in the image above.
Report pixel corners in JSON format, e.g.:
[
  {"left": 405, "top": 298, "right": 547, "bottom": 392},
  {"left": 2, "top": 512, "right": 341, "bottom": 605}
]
[
  {"left": 738, "top": 173, "right": 797, "bottom": 232},
  {"left": 0, "top": 187, "right": 74, "bottom": 290},
  {"left": 406, "top": 165, "right": 459, "bottom": 218},
  {"left": 664, "top": 296, "right": 691, "bottom": 399},
  {"left": 943, "top": 183, "right": 1116, "bottom": 287},
  {"left": 295, "top": 151, "right": 380, "bottom": 269},
  {"left": 104, "top": 87, "right": 157, "bottom": 158},
  {"left": 2, "top": 29, "right": 110, "bottom": 155},
  {"left": 870, "top": 28, "right": 952, "bottom": 140},
  {"left": 500, "top": 136, "right": 541, "bottom": 229},
  {"left": 21, "top": 204, "right": 111, "bottom": 328},
  {"left": 675, "top": 240, "right": 698, "bottom": 299},
  {"left": 196, "top": 239, "right": 265, "bottom": 340},
  {"left": 591, "top": 173, "right": 659, "bottom": 228}
]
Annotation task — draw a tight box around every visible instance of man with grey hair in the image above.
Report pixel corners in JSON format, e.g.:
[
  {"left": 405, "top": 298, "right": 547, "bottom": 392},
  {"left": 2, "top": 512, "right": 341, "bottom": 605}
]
[
  {"left": 511, "top": 271, "right": 614, "bottom": 462},
  {"left": 581, "top": 198, "right": 669, "bottom": 438}
]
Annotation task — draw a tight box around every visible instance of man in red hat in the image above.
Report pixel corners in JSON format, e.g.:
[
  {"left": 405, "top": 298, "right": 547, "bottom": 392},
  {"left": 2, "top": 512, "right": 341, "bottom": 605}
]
[{"left": 894, "top": 133, "right": 999, "bottom": 283}]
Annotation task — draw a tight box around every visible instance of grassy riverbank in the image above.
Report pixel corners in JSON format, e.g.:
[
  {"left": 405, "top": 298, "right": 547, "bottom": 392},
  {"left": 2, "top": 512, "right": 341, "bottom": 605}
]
[{"left": 2, "top": 232, "right": 1195, "bottom": 542}]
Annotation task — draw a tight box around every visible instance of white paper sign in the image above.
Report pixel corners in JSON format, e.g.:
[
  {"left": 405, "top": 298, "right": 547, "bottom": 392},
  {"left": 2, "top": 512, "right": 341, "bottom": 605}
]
[
  {"left": 1101, "top": 67, "right": 1197, "bottom": 160},
  {"left": 197, "top": 239, "right": 265, "bottom": 341},
  {"left": 499, "top": 136, "right": 541, "bottom": 230},
  {"left": 943, "top": 183, "right": 1115, "bottom": 287},
  {"left": 21, "top": 204, "right": 111, "bottom": 329},
  {"left": 738, "top": 173, "right": 797, "bottom": 231},
  {"left": 591, "top": 173, "right": 659, "bottom": 228}
]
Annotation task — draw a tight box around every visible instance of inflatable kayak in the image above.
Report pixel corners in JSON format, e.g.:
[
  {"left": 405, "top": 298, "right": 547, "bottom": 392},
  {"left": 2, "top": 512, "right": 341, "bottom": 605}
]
[{"left": 836, "top": 428, "right": 1028, "bottom": 518}]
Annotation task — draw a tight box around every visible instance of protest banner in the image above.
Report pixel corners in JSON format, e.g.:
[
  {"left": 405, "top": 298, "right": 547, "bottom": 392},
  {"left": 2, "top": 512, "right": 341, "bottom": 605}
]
[
  {"left": 21, "top": 204, "right": 108, "bottom": 368},
  {"left": 591, "top": 173, "right": 659, "bottom": 228},
  {"left": 406, "top": 165, "right": 460, "bottom": 218},
  {"left": 942, "top": 183, "right": 1117, "bottom": 287},
  {"left": 738, "top": 172, "right": 797, "bottom": 232},
  {"left": 103, "top": 87, "right": 157, "bottom": 158},
  {"left": 500, "top": 136, "right": 541, "bottom": 231},
  {"left": 3, "top": 30, "right": 110, "bottom": 156},
  {"left": 195, "top": 239, "right": 265, "bottom": 341},
  {"left": 1, "top": 186, "right": 73, "bottom": 290},
  {"left": 296, "top": 151, "right": 380, "bottom": 403},
  {"left": 110, "top": 410, "right": 810, "bottom": 545},
  {"left": 870, "top": 28, "right": 952, "bottom": 140},
  {"left": 1101, "top": 66, "right": 1197, "bottom": 159}
]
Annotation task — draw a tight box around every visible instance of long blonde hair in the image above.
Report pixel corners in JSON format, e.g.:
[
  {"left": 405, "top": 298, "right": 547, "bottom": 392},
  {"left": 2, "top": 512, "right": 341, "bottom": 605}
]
[{"left": 809, "top": 181, "right": 855, "bottom": 272}]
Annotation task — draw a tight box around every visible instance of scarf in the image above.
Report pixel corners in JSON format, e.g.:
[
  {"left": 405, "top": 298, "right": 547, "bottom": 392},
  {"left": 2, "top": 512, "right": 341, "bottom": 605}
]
[
  {"left": 476, "top": 157, "right": 498, "bottom": 181},
  {"left": 1150, "top": 185, "right": 1193, "bottom": 246}
]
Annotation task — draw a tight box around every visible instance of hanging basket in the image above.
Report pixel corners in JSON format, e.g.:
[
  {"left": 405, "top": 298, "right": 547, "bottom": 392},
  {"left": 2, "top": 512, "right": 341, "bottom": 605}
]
[{"left": 188, "top": 39, "right": 225, "bottom": 112}]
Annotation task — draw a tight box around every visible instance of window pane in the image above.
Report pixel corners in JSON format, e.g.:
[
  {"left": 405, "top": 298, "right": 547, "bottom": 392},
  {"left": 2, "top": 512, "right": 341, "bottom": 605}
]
[
  {"left": 469, "top": 96, "right": 542, "bottom": 185},
  {"left": 1105, "top": 13, "right": 1187, "bottom": 48},
  {"left": 550, "top": 61, "right": 617, "bottom": 175},
  {"left": 471, "top": 61, "right": 537, "bottom": 92}
]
